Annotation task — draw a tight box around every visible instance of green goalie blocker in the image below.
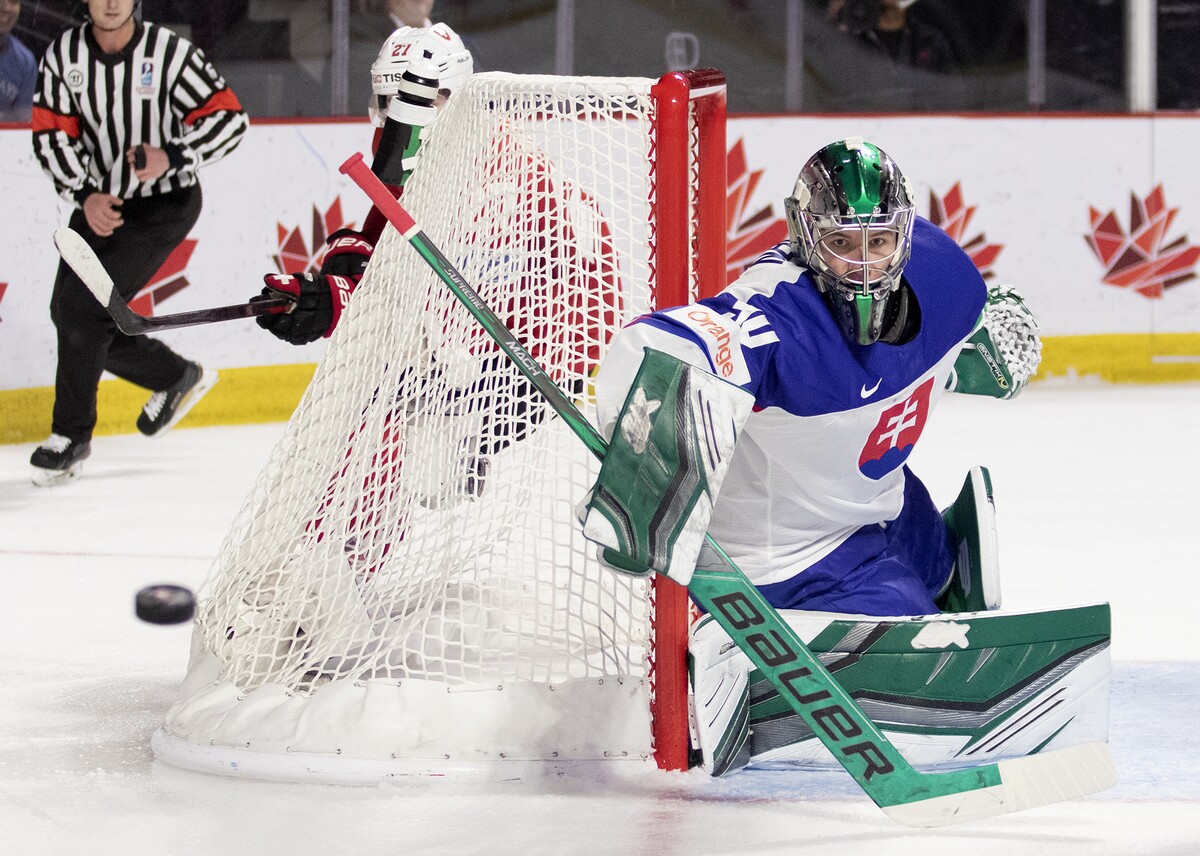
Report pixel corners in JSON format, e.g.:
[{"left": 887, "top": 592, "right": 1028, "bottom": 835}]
[
  {"left": 690, "top": 602, "right": 1111, "bottom": 775},
  {"left": 581, "top": 347, "right": 752, "bottom": 584}
]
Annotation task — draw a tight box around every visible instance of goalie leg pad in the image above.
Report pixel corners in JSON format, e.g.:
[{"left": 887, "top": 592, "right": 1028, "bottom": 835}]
[
  {"left": 937, "top": 466, "right": 1001, "bottom": 613},
  {"left": 746, "top": 605, "right": 1110, "bottom": 770},
  {"left": 580, "top": 348, "right": 753, "bottom": 586},
  {"left": 689, "top": 615, "right": 752, "bottom": 777}
]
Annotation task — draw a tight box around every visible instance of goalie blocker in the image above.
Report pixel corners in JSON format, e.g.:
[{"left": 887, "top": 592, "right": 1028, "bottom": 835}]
[{"left": 580, "top": 347, "right": 753, "bottom": 585}]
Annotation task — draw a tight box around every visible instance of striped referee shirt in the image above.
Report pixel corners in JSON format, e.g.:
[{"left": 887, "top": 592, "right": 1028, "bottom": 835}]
[{"left": 31, "top": 21, "right": 247, "bottom": 204}]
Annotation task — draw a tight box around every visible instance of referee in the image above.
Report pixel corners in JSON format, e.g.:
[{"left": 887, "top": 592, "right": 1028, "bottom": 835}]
[{"left": 30, "top": 0, "right": 248, "bottom": 486}]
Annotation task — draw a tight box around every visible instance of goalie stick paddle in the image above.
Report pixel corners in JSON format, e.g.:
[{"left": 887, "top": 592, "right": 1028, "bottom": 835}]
[
  {"left": 52, "top": 227, "right": 293, "bottom": 335},
  {"left": 339, "top": 151, "right": 1116, "bottom": 827}
]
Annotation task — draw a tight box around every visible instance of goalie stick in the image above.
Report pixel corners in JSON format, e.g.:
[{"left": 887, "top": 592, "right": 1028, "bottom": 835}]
[
  {"left": 53, "top": 227, "right": 293, "bottom": 335},
  {"left": 339, "top": 151, "right": 1116, "bottom": 827}
]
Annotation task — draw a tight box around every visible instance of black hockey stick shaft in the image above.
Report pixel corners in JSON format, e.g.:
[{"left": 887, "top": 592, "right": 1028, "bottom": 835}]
[
  {"left": 340, "top": 151, "right": 1115, "bottom": 827},
  {"left": 53, "top": 227, "right": 293, "bottom": 335}
]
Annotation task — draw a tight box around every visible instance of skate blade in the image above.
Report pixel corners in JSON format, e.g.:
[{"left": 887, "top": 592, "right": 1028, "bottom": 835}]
[{"left": 31, "top": 463, "right": 83, "bottom": 487}]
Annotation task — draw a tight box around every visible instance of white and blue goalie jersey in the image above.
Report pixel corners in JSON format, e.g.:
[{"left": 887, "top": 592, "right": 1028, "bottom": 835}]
[{"left": 594, "top": 216, "right": 987, "bottom": 588}]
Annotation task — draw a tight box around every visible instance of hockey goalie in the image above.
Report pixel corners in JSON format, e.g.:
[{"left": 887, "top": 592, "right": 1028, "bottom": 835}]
[{"left": 579, "top": 138, "right": 1111, "bottom": 776}]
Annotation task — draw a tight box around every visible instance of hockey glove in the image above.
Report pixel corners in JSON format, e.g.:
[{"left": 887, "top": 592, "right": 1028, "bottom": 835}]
[
  {"left": 319, "top": 229, "right": 374, "bottom": 279},
  {"left": 580, "top": 348, "right": 753, "bottom": 586},
  {"left": 257, "top": 272, "right": 355, "bottom": 345},
  {"left": 949, "top": 285, "right": 1042, "bottom": 399}
]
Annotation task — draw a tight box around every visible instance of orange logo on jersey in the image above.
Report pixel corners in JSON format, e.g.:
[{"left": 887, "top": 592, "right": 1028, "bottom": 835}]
[{"left": 685, "top": 308, "right": 737, "bottom": 378}]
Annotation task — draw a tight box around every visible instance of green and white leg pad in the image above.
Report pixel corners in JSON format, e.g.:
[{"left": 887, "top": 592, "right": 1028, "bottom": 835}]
[
  {"left": 581, "top": 348, "right": 753, "bottom": 585},
  {"left": 748, "top": 604, "right": 1111, "bottom": 771},
  {"left": 689, "top": 615, "right": 752, "bottom": 776}
]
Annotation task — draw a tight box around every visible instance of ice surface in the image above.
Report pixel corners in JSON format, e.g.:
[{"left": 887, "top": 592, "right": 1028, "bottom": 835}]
[{"left": 2, "top": 383, "right": 1198, "bottom": 855}]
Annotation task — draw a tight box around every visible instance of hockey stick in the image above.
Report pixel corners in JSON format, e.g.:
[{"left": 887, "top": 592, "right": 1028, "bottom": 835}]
[
  {"left": 339, "top": 151, "right": 1116, "bottom": 827},
  {"left": 53, "top": 227, "right": 293, "bottom": 335}
]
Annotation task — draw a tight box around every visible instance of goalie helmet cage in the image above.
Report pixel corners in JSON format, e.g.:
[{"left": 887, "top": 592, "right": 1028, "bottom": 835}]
[{"left": 153, "top": 69, "right": 727, "bottom": 782}]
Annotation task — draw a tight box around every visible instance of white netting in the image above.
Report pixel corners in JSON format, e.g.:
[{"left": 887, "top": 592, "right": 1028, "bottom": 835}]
[{"left": 155, "top": 74, "right": 683, "bottom": 776}]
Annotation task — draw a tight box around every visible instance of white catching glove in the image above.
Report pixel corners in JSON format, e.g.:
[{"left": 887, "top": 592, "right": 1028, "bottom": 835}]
[{"left": 949, "top": 284, "right": 1042, "bottom": 399}]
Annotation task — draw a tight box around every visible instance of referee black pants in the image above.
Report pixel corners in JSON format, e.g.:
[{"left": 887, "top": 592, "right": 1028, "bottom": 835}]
[{"left": 49, "top": 185, "right": 203, "bottom": 443}]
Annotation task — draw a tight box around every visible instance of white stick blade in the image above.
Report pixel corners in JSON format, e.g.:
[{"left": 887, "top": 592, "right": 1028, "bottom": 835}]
[
  {"left": 883, "top": 742, "right": 1117, "bottom": 828},
  {"left": 53, "top": 227, "right": 114, "bottom": 305}
]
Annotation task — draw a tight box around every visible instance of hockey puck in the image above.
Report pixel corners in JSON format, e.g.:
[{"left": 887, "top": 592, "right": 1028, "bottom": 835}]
[
  {"left": 135, "top": 584, "right": 196, "bottom": 625},
  {"left": 133, "top": 144, "right": 147, "bottom": 170}
]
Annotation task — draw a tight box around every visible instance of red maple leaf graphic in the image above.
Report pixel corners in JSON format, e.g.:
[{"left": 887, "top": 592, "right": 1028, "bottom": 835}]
[
  {"left": 928, "top": 182, "right": 1003, "bottom": 279},
  {"left": 274, "top": 197, "right": 356, "bottom": 275},
  {"left": 0, "top": 281, "right": 7, "bottom": 323},
  {"left": 1085, "top": 185, "right": 1200, "bottom": 298},
  {"left": 725, "top": 138, "right": 788, "bottom": 285},
  {"left": 129, "top": 239, "right": 198, "bottom": 316}
]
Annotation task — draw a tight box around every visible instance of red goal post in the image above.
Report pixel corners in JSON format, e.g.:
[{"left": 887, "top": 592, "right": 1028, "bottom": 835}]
[{"left": 647, "top": 68, "right": 728, "bottom": 771}]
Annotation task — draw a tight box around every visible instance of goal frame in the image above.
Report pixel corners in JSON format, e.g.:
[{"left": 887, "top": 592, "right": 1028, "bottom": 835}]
[{"left": 152, "top": 68, "right": 728, "bottom": 779}]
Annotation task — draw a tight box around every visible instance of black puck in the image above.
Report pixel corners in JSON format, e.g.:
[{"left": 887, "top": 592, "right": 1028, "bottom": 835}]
[
  {"left": 133, "top": 144, "right": 147, "bottom": 170},
  {"left": 135, "top": 584, "right": 196, "bottom": 625}
]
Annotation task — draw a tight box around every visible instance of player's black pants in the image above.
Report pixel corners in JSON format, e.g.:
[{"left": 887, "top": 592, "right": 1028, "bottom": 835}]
[{"left": 49, "top": 186, "right": 202, "bottom": 443}]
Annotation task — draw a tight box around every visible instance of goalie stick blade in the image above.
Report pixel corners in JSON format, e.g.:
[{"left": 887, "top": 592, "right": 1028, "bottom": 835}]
[
  {"left": 883, "top": 742, "right": 1117, "bottom": 828},
  {"left": 53, "top": 227, "right": 293, "bottom": 335}
]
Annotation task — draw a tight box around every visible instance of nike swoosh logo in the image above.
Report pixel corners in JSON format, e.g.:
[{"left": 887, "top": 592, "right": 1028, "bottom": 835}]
[{"left": 860, "top": 378, "right": 883, "bottom": 398}]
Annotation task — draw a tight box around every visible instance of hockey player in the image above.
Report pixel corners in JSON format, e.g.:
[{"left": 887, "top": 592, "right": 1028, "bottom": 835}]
[
  {"left": 578, "top": 138, "right": 1062, "bottom": 774},
  {"left": 253, "top": 22, "right": 621, "bottom": 561},
  {"left": 255, "top": 21, "right": 474, "bottom": 347}
]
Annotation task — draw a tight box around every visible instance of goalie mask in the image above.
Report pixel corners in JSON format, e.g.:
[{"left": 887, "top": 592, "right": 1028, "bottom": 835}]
[
  {"left": 368, "top": 23, "right": 474, "bottom": 128},
  {"left": 785, "top": 138, "right": 916, "bottom": 346}
]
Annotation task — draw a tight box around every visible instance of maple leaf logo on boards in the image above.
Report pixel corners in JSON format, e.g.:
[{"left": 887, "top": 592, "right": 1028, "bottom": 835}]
[
  {"left": 928, "top": 183, "right": 1003, "bottom": 279},
  {"left": 0, "top": 282, "right": 7, "bottom": 322},
  {"left": 274, "top": 197, "right": 357, "bottom": 275},
  {"left": 1086, "top": 186, "right": 1200, "bottom": 298},
  {"left": 725, "top": 138, "right": 789, "bottom": 285},
  {"left": 129, "top": 239, "right": 198, "bottom": 316}
]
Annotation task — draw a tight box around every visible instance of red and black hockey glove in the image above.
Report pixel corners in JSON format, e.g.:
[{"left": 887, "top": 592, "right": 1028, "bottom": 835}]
[
  {"left": 319, "top": 228, "right": 374, "bottom": 279},
  {"left": 256, "top": 272, "right": 355, "bottom": 345}
]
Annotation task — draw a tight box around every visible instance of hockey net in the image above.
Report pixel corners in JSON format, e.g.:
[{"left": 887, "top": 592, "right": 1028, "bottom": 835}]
[{"left": 154, "top": 70, "right": 727, "bottom": 782}]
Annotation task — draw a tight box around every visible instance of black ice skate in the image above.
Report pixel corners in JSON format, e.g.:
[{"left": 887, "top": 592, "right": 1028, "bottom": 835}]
[
  {"left": 30, "top": 434, "right": 91, "bottom": 487},
  {"left": 137, "top": 362, "right": 218, "bottom": 437}
]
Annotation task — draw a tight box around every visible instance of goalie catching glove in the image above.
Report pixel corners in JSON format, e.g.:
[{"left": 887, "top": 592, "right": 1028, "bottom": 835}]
[
  {"left": 949, "top": 284, "right": 1042, "bottom": 399},
  {"left": 579, "top": 348, "right": 753, "bottom": 586}
]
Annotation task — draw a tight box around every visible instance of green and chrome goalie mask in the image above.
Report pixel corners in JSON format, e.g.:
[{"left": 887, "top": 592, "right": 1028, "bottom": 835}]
[{"left": 785, "top": 138, "right": 916, "bottom": 345}]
